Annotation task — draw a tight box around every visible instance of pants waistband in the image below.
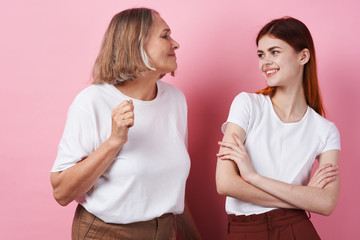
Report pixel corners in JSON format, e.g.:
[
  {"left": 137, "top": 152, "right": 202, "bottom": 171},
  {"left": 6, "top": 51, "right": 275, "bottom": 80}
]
[
  {"left": 78, "top": 204, "right": 175, "bottom": 225},
  {"left": 228, "top": 209, "right": 309, "bottom": 231}
]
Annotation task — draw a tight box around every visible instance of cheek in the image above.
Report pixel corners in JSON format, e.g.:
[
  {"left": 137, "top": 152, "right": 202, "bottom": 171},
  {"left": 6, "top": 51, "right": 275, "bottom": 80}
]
[{"left": 283, "top": 57, "right": 299, "bottom": 72}]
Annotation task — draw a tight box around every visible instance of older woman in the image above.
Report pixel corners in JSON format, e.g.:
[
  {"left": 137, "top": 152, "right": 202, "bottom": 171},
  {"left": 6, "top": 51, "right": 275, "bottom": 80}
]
[{"left": 51, "top": 8, "right": 200, "bottom": 240}]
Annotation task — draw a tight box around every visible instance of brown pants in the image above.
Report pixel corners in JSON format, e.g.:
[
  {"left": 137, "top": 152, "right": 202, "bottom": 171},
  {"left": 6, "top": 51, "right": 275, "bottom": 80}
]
[
  {"left": 72, "top": 204, "right": 177, "bottom": 240},
  {"left": 226, "top": 209, "right": 321, "bottom": 240}
]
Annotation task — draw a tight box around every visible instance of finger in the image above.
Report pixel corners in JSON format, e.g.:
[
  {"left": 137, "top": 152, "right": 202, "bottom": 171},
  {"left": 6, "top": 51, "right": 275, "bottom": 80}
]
[
  {"left": 313, "top": 169, "right": 339, "bottom": 185},
  {"left": 117, "top": 99, "right": 133, "bottom": 108},
  {"left": 217, "top": 150, "right": 242, "bottom": 159},
  {"left": 324, "top": 170, "right": 339, "bottom": 178},
  {"left": 313, "top": 164, "right": 332, "bottom": 174},
  {"left": 113, "top": 105, "right": 134, "bottom": 117},
  {"left": 314, "top": 165, "right": 339, "bottom": 179},
  {"left": 318, "top": 176, "right": 337, "bottom": 188},
  {"left": 312, "top": 164, "right": 336, "bottom": 178},
  {"left": 114, "top": 100, "right": 134, "bottom": 112},
  {"left": 218, "top": 143, "right": 243, "bottom": 156},
  {"left": 318, "top": 164, "right": 338, "bottom": 173},
  {"left": 218, "top": 141, "right": 238, "bottom": 150},
  {"left": 217, "top": 152, "right": 240, "bottom": 162},
  {"left": 121, "top": 111, "right": 135, "bottom": 120},
  {"left": 120, "top": 118, "right": 134, "bottom": 128}
]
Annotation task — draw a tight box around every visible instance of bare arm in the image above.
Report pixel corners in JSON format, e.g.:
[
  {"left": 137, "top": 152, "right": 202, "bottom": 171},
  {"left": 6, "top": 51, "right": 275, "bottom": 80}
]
[
  {"left": 216, "top": 123, "right": 296, "bottom": 209},
  {"left": 176, "top": 199, "right": 201, "bottom": 240},
  {"left": 246, "top": 150, "right": 339, "bottom": 216},
  {"left": 50, "top": 100, "right": 134, "bottom": 206},
  {"left": 218, "top": 128, "right": 340, "bottom": 216}
]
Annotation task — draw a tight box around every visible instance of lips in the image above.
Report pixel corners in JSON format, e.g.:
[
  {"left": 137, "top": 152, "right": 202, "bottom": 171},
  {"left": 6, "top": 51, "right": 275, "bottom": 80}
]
[{"left": 264, "top": 68, "right": 279, "bottom": 77}]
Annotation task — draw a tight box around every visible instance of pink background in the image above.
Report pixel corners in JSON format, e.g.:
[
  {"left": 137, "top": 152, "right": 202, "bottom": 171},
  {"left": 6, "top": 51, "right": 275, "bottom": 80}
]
[{"left": 1, "top": 0, "right": 359, "bottom": 239}]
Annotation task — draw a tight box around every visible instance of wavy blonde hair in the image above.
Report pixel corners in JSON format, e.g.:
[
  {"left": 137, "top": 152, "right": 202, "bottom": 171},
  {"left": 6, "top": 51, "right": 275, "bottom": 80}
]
[{"left": 92, "top": 8, "right": 158, "bottom": 85}]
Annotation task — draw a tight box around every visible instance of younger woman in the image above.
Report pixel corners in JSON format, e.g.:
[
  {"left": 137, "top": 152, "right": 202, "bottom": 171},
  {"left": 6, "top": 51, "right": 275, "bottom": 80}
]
[{"left": 216, "top": 17, "right": 340, "bottom": 239}]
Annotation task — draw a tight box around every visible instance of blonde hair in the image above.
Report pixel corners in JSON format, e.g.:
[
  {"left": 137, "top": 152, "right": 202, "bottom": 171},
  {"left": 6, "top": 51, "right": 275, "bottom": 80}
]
[{"left": 92, "top": 8, "right": 158, "bottom": 85}]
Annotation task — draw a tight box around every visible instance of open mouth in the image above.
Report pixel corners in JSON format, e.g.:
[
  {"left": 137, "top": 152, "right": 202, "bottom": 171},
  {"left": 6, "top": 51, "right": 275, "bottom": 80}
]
[{"left": 265, "top": 69, "right": 278, "bottom": 77}]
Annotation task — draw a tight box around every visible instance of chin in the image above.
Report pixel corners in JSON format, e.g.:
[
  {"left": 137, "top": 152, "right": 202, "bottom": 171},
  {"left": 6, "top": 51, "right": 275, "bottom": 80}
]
[{"left": 266, "top": 79, "right": 279, "bottom": 87}]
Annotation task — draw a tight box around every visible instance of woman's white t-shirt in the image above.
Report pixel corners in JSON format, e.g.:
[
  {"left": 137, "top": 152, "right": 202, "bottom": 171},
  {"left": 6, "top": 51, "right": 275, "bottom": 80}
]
[
  {"left": 222, "top": 92, "right": 341, "bottom": 216},
  {"left": 52, "top": 81, "right": 190, "bottom": 224}
]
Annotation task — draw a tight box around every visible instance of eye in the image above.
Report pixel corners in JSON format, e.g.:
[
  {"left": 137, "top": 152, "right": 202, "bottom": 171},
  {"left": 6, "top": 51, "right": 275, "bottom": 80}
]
[
  {"left": 161, "top": 35, "right": 170, "bottom": 39},
  {"left": 257, "top": 53, "right": 264, "bottom": 58},
  {"left": 271, "top": 50, "right": 280, "bottom": 55}
]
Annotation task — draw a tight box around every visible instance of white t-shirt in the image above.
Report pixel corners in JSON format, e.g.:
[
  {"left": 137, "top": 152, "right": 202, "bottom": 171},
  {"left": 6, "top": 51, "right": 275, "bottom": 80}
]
[
  {"left": 222, "top": 92, "right": 341, "bottom": 216},
  {"left": 52, "top": 81, "right": 190, "bottom": 224}
]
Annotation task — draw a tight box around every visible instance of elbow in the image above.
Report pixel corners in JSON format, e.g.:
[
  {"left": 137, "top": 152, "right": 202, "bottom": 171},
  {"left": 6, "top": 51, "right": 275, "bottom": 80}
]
[
  {"left": 216, "top": 176, "right": 232, "bottom": 196},
  {"left": 216, "top": 185, "right": 226, "bottom": 196},
  {"left": 321, "top": 205, "right": 336, "bottom": 217},
  {"left": 216, "top": 183, "right": 228, "bottom": 196},
  {"left": 53, "top": 190, "right": 72, "bottom": 206},
  {"left": 50, "top": 172, "right": 73, "bottom": 206},
  {"left": 317, "top": 199, "right": 338, "bottom": 216},
  {"left": 319, "top": 207, "right": 334, "bottom": 217}
]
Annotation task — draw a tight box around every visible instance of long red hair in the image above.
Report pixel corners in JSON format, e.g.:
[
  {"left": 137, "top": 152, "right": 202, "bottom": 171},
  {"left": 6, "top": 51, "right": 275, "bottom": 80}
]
[{"left": 256, "top": 17, "right": 325, "bottom": 117}]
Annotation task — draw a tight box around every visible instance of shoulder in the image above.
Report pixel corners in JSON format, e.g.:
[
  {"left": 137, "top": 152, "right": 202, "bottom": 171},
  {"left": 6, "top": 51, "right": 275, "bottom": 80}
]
[
  {"left": 307, "top": 108, "right": 340, "bottom": 138},
  {"left": 72, "top": 84, "right": 104, "bottom": 102},
  {"left": 308, "top": 108, "right": 337, "bottom": 129},
  {"left": 307, "top": 108, "right": 341, "bottom": 152},
  {"left": 232, "top": 92, "right": 267, "bottom": 107},
  {"left": 70, "top": 84, "right": 112, "bottom": 111}
]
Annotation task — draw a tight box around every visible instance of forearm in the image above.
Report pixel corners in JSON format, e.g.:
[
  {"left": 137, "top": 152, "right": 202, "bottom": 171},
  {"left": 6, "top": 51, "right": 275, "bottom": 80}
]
[
  {"left": 248, "top": 174, "right": 339, "bottom": 215},
  {"left": 51, "top": 137, "right": 124, "bottom": 206},
  {"left": 216, "top": 160, "right": 295, "bottom": 209}
]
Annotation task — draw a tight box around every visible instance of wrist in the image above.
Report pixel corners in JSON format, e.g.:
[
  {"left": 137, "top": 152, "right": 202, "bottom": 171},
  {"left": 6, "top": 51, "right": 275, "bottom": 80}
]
[
  {"left": 246, "top": 172, "right": 261, "bottom": 185},
  {"left": 106, "top": 136, "right": 126, "bottom": 151}
]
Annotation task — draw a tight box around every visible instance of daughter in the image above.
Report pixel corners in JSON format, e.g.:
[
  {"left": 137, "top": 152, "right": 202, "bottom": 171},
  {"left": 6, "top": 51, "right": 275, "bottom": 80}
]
[{"left": 216, "top": 17, "right": 340, "bottom": 240}]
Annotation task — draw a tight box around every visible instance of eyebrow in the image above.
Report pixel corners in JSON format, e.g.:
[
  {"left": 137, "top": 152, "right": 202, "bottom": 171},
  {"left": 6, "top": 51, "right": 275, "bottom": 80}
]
[
  {"left": 161, "top": 28, "right": 171, "bottom": 33},
  {"left": 257, "top": 46, "right": 282, "bottom": 53}
]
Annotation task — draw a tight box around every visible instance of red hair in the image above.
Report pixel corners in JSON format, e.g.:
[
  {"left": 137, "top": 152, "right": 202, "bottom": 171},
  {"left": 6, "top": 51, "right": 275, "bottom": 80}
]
[{"left": 256, "top": 17, "right": 325, "bottom": 117}]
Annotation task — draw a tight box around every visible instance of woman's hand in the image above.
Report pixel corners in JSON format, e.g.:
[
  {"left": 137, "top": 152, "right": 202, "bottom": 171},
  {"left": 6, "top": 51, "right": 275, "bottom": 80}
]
[
  {"left": 51, "top": 100, "right": 135, "bottom": 206},
  {"left": 110, "top": 100, "right": 134, "bottom": 146},
  {"left": 308, "top": 164, "right": 339, "bottom": 189},
  {"left": 217, "top": 133, "right": 257, "bottom": 182}
]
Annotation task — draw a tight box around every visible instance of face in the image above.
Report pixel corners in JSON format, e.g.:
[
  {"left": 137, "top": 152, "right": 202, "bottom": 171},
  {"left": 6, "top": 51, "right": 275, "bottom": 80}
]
[
  {"left": 257, "top": 35, "right": 307, "bottom": 89},
  {"left": 144, "top": 14, "right": 180, "bottom": 74}
]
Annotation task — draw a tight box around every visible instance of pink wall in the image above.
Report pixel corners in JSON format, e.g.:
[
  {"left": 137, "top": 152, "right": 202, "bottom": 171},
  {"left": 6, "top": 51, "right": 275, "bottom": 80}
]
[{"left": 1, "top": 0, "right": 359, "bottom": 239}]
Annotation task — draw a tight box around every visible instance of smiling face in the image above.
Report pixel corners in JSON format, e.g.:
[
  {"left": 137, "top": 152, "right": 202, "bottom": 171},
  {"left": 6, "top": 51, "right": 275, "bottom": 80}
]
[
  {"left": 143, "top": 13, "right": 180, "bottom": 75},
  {"left": 257, "top": 35, "right": 308, "bottom": 90}
]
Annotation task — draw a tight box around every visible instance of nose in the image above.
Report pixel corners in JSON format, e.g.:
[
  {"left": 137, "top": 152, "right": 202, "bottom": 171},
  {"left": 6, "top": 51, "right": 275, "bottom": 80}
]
[
  {"left": 261, "top": 55, "right": 272, "bottom": 66},
  {"left": 171, "top": 38, "right": 180, "bottom": 50}
]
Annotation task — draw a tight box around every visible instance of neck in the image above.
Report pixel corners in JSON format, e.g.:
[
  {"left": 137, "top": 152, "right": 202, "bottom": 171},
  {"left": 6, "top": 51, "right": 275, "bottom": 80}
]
[
  {"left": 115, "top": 72, "right": 159, "bottom": 101},
  {"left": 271, "top": 86, "right": 308, "bottom": 123}
]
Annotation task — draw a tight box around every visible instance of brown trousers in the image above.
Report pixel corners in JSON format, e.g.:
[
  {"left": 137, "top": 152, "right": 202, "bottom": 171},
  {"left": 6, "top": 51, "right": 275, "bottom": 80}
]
[
  {"left": 72, "top": 204, "right": 177, "bottom": 240},
  {"left": 226, "top": 209, "right": 321, "bottom": 240}
]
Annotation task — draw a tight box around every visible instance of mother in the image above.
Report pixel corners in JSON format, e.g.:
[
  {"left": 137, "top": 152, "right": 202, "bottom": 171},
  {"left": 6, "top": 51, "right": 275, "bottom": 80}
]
[{"left": 51, "top": 8, "right": 200, "bottom": 240}]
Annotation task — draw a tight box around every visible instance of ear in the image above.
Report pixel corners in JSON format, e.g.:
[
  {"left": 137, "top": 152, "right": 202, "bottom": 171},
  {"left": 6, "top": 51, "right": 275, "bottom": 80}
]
[{"left": 299, "top": 48, "right": 310, "bottom": 65}]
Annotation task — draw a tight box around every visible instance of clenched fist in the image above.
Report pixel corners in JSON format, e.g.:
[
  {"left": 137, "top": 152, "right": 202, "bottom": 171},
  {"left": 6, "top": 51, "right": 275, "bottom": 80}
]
[{"left": 109, "top": 99, "right": 134, "bottom": 146}]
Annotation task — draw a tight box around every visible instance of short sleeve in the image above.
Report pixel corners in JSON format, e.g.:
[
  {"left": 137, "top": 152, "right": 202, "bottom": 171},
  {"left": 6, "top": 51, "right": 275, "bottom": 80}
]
[
  {"left": 221, "top": 92, "right": 251, "bottom": 134},
  {"left": 321, "top": 123, "right": 341, "bottom": 154},
  {"left": 51, "top": 104, "right": 95, "bottom": 172}
]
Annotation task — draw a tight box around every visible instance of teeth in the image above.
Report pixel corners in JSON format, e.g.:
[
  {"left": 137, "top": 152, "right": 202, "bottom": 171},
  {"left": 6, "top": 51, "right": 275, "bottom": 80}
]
[{"left": 266, "top": 69, "right": 278, "bottom": 74}]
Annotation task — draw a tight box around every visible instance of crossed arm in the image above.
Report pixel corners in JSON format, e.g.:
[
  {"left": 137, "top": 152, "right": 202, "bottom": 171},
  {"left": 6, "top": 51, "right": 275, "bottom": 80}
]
[{"left": 216, "top": 122, "right": 340, "bottom": 216}]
